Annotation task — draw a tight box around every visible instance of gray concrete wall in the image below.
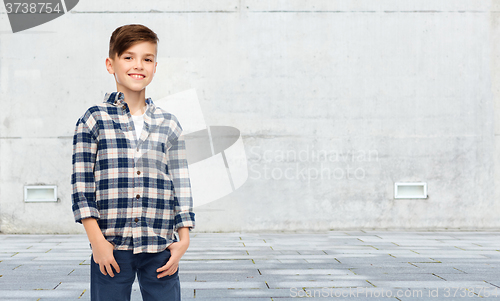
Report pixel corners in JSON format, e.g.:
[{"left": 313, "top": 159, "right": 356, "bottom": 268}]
[{"left": 1, "top": 0, "right": 499, "bottom": 233}]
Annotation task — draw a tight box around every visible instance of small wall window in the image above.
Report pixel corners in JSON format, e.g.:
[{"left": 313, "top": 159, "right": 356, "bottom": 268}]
[
  {"left": 24, "top": 185, "right": 58, "bottom": 203},
  {"left": 394, "top": 182, "right": 427, "bottom": 199}
]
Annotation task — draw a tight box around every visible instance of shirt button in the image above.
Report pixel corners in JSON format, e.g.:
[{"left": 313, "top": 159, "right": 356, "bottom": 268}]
[
  {"left": 114, "top": 101, "right": 118, "bottom": 105},
  {"left": 134, "top": 218, "right": 139, "bottom": 223},
  {"left": 129, "top": 126, "right": 133, "bottom": 130},
  {"left": 122, "top": 105, "right": 126, "bottom": 109},
  {"left": 136, "top": 194, "right": 140, "bottom": 199},
  {"left": 137, "top": 171, "right": 141, "bottom": 175}
]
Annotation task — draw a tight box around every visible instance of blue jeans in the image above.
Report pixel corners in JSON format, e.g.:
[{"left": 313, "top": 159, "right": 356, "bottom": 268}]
[{"left": 90, "top": 249, "right": 180, "bottom": 301}]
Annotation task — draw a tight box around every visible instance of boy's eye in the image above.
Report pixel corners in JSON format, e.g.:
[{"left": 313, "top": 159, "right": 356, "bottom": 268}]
[
  {"left": 124, "top": 57, "right": 132, "bottom": 60},
  {"left": 145, "top": 58, "right": 152, "bottom": 62}
]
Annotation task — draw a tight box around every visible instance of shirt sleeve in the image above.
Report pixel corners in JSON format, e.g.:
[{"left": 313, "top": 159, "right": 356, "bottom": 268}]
[
  {"left": 71, "top": 117, "right": 100, "bottom": 223},
  {"left": 167, "top": 119, "right": 196, "bottom": 231}
]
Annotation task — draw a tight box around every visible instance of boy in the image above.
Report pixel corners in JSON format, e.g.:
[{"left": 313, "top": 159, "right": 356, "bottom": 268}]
[{"left": 71, "top": 24, "right": 195, "bottom": 301}]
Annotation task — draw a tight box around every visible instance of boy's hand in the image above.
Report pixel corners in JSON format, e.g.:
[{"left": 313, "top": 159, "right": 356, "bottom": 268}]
[
  {"left": 156, "top": 240, "right": 189, "bottom": 278},
  {"left": 81, "top": 218, "right": 121, "bottom": 278},
  {"left": 91, "top": 238, "right": 120, "bottom": 277}
]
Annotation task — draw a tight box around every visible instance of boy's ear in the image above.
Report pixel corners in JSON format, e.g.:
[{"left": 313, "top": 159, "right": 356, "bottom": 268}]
[{"left": 105, "top": 57, "right": 115, "bottom": 75}]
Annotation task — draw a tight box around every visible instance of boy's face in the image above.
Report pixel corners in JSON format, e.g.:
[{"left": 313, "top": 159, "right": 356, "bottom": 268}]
[{"left": 106, "top": 41, "right": 157, "bottom": 95}]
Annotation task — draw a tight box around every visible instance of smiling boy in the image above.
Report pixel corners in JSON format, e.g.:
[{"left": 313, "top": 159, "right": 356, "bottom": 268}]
[{"left": 71, "top": 24, "right": 195, "bottom": 301}]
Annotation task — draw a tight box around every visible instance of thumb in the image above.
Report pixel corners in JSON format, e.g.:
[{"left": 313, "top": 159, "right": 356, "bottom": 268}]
[{"left": 156, "top": 259, "right": 173, "bottom": 272}]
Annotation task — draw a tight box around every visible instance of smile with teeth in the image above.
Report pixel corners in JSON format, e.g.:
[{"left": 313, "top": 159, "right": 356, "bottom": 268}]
[{"left": 129, "top": 74, "right": 145, "bottom": 79}]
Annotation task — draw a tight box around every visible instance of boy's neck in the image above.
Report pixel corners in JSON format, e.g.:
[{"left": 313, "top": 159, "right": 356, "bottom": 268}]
[{"left": 119, "top": 89, "right": 147, "bottom": 116}]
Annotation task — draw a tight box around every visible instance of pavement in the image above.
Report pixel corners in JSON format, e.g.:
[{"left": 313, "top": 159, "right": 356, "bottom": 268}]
[{"left": 0, "top": 231, "right": 499, "bottom": 301}]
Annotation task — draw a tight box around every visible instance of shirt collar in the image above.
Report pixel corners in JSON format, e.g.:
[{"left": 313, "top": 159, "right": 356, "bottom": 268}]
[{"left": 104, "top": 92, "right": 154, "bottom": 107}]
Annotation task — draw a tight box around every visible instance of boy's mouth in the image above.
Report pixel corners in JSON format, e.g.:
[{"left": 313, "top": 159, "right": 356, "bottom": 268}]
[{"left": 129, "top": 74, "right": 146, "bottom": 80}]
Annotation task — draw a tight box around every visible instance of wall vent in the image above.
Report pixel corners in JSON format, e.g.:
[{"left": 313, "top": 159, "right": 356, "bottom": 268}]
[
  {"left": 24, "top": 185, "right": 58, "bottom": 203},
  {"left": 394, "top": 182, "right": 427, "bottom": 199}
]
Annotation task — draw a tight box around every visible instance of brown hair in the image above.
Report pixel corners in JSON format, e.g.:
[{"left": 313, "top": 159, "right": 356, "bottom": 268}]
[{"left": 109, "top": 24, "right": 159, "bottom": 60}]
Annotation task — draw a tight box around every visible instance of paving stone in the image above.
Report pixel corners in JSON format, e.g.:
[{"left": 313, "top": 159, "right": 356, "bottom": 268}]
[
  {"left": 182, "top": 280, "right": 266, "bottom": 289},
  {"left": 431, "top": 273, "right": 500, "bottom": 281},
  {"left": 192, "top": 272, "right": 263, "bottom": 282},
  {"left": 368, "top": 280, "right": 497, "bottom": 288},
  {"left": 267, "top": 279, "right": 372, "bottom": 289},
  {"left": 182, "top": 297, "right": 272, "bottom": 301},
  {"left": 365, "top": 273, "right": 444, "bottom": 281},
  {"left": 259, "top": 268, "right": 352, "bottom": 275},
  {"left": 0, "top": 289, "right": 84, "bottom": 298},
  {"left": 194, "top": 288, "right": 292, "bottom": 298}
]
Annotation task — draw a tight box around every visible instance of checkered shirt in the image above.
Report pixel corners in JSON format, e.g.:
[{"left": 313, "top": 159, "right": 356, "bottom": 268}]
[{"left": 71, "top": 92, "right": 195, "bottom": 254}]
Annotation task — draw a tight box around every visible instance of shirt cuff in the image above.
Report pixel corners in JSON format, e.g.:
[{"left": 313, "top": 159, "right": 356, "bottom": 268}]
[
  {"left": 73, "top": 203, "right": 100, "bottom": 224},
  {"left": 174, "top": 211, "right": 195, "bottom": 231}
]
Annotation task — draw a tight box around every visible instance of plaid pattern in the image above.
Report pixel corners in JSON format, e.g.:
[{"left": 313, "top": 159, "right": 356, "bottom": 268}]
[{"left": 72, "top": 92, "right": 195, "bottom": 254}]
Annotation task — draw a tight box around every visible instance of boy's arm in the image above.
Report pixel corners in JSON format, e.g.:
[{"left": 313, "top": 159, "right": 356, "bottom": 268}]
[
  {"left": 82, "top": 218, "right": 120, "bottom": 277},
  {"left": 72, "top": 117, "right": 119, "bottom": 276},
  {"left": 168, "top": 131, "right": 195, "bottom": 231},
  {"left": 157, "top": 227, "right": 190, "bottom": 278},
  {"left": 156, "top": 118, "right": 195, "bottom": 278},
  {"left": 71, "top": 117, "right": 100, "bottom": 222}
]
